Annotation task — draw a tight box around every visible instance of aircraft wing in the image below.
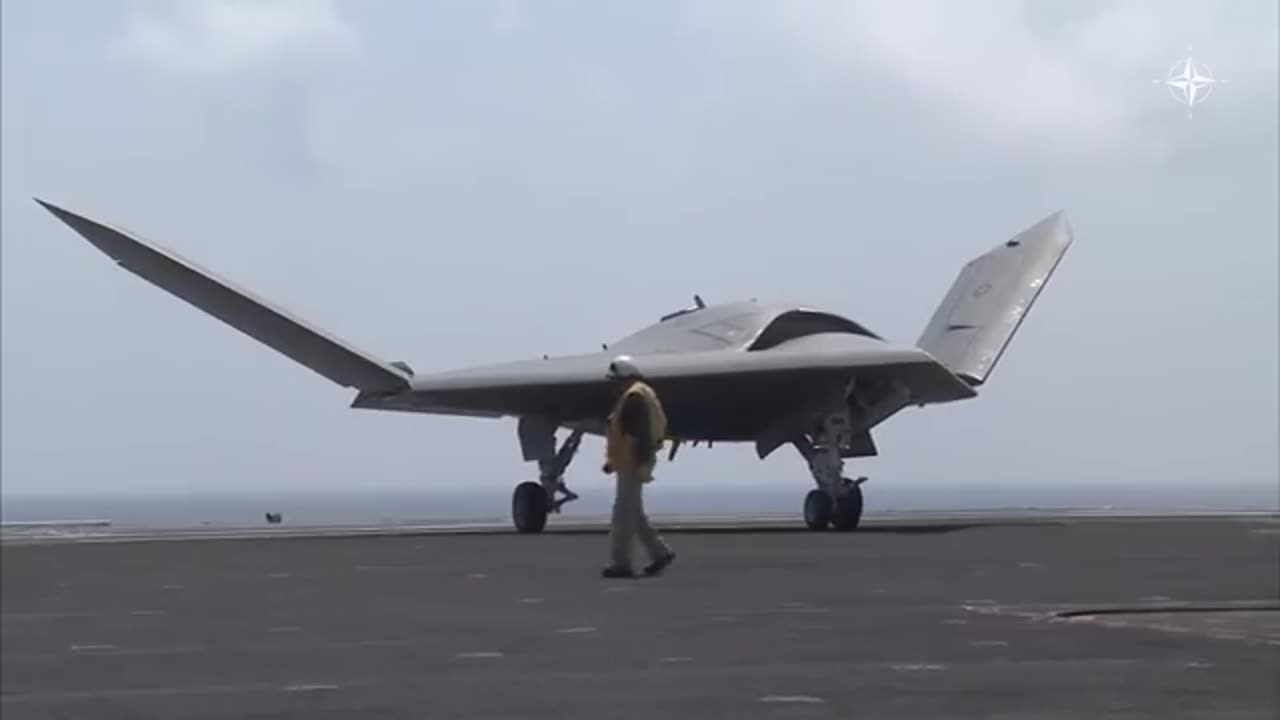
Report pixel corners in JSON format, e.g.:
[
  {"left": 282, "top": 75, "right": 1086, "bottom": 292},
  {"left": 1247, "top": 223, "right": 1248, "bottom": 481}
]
[
  {"left": 36, "top": 199, "right": 412, "bottom": 394},
  {"left": 355, "top": 332, "right": 974, "bottom": 421}
]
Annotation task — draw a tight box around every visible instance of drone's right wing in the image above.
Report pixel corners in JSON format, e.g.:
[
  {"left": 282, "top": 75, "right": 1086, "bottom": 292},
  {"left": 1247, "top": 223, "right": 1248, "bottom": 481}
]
[
  {"left": 36, "top": 199, "right": 412, "bottom": 394},
  {"left": 916, "top": 210, "right": 1073, "bottom": 386}
]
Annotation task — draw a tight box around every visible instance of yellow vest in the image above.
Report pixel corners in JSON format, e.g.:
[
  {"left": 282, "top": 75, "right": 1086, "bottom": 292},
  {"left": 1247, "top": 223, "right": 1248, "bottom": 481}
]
[{"left": 604, "top": 380, "right": 667, "bottom": 476}]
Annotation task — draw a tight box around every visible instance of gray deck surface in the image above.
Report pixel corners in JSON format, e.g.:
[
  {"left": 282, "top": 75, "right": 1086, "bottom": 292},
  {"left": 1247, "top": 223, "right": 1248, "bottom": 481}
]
[{"left": 3, "top": 514, "right": 1277, "bottom": 719}]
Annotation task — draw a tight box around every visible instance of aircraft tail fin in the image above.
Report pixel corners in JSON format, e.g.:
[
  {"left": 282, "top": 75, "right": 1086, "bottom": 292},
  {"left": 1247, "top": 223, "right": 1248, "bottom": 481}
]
[
  {"left": 36, "top": 199, "right": 412, "bottom": 394},
  {"left": 915, "top": 210, "right": 1073, "bottom": 387}
]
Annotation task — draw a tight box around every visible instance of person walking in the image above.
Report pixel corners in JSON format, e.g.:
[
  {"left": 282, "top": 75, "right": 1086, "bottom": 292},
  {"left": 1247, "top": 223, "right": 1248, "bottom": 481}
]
[{"left": 600, "top": 356, "right": 676, "bottom": 578}]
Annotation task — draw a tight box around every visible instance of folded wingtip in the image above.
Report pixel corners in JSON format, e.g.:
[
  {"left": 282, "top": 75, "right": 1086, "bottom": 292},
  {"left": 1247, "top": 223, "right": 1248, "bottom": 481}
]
[
  {"left": 32, "top": 196, "right": 76, "bottom": 225},
  {"left": 1014, "top": 208, "right": 1073, "bottom": 252}
]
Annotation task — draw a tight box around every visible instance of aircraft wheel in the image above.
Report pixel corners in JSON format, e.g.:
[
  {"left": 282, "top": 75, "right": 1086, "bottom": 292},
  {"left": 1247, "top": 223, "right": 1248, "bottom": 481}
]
[
  {"left": 803, "top": 489, "right": 832, "bottom": 530},
  {"left": 831, "top": 481, "right": 864, "bottom": 532},
  {"left": 512, "top": 481, "right": 548, "bottom": 533}
]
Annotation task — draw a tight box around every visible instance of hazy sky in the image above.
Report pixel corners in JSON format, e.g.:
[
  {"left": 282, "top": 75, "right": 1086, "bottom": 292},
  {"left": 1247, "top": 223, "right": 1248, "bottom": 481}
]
[{"left": 2, "top": 0, "right": 1277, "bottom": 501}]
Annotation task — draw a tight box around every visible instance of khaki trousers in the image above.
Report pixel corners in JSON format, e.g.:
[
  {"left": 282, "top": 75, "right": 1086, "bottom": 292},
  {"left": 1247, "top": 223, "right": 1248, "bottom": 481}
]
[{"left": 609, "top": 466, "right": 671, "bottom": 567}]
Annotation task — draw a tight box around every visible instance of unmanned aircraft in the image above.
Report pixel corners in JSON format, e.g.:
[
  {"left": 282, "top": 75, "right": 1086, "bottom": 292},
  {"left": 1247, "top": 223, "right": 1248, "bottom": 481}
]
[{"left": 35, "top": 199, "right": 1072, "bottom": 533}]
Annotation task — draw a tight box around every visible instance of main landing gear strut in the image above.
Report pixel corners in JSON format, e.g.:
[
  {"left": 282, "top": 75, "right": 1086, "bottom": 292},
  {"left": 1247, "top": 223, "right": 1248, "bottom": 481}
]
[
  {"left": 512, "top": 429, "right": 583, "bottom": 533},
  {"left": 794, "top": 414, "right": 867, "bottom": 532}
]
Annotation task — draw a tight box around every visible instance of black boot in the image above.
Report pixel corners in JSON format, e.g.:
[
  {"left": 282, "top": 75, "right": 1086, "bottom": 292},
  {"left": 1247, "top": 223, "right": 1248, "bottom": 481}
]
[
  {"left": 643, "top": 551, "right": 676, "bottom": 577},
  {"left": 601, "top": 564, "right": 635, "bottom": 579}
]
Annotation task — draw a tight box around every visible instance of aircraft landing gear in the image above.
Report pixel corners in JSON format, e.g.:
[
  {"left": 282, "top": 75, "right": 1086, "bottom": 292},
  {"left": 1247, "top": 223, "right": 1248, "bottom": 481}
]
[
  {"left": 794, "top": 414, "right": 866, "bottom": 532},
  {"left": 512, "top": 481, "right": 548, "bottom": 533},
  {"left": 511, "top": 428, "right": 583, "bottom": 533},
  {"left": 803, "top": 489, "right": 831, "bottom": 530},
  {"left": 802, "top": 478, "right": 866, "bottom": 531}
]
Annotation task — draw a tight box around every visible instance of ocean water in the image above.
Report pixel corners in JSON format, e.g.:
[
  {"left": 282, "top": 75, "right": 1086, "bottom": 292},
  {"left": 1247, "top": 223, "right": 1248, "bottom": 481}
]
[{"left": 2, "top": 482, "right": 1275, "bottom": 529}]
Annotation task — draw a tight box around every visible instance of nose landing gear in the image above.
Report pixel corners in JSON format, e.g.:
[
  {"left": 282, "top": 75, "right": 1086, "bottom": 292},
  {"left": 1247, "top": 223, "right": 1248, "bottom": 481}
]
[{"left": 794, "top": 413, "right": 867, "bottom": 532}]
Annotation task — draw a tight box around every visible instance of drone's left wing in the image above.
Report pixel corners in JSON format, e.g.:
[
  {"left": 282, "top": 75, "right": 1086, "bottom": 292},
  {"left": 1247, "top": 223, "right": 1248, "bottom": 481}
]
[{"left": 37, "top": 199, "right": 412, "bottom": 393}]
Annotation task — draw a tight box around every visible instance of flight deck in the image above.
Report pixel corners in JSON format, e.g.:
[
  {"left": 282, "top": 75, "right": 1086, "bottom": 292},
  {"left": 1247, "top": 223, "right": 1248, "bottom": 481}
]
[{"left": 3, "top": 513, "right": 1277, "bottom": 719}]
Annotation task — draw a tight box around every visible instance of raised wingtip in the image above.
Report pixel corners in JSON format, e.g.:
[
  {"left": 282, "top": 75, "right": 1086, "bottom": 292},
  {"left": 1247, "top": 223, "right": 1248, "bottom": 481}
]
[
  {"left": 1047, "top": 209, "right": 1073, "bottom": 246},
  {"left": 33, "top": 196, "right": 99, "bottom": 236},
  {"left": 32, "top": 197, "right": 78, "bottom": 225},
  {"left": 31, "top": 197, "right": 149, "bottom": 264},
  {"left": 1011, "top": 209, "right": 1073, "bottom": 250},
  {"left": 1038, "top": 208, "right": 1068, "bottom": 226},
  {"left": 1048, "top": 209, "right": 1071, "bottom": 234}
]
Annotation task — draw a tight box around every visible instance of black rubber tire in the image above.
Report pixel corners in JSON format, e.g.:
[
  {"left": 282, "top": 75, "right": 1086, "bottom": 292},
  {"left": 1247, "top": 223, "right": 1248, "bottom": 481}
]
[
  {"left": 803, "top": 489, "right": 832, "bottom": 531},
  {"left": 831, "top": 481, "right": 865, "bottom": 532},
  {"left": 512, "top": 481, "right": 549, "bottom": 533}
]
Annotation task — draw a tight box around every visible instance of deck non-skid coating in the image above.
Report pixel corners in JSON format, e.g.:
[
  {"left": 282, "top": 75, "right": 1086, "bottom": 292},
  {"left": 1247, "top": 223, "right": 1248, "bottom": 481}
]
[{"left": 2, "top": 515, "right": 1277, "bottom": 719}]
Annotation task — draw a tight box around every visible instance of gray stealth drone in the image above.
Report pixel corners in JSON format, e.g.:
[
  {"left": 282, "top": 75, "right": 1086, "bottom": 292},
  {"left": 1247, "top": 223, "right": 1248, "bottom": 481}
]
[{"left": 36, "top": 200, "right": 1072, "bottom": 534}]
